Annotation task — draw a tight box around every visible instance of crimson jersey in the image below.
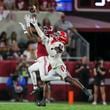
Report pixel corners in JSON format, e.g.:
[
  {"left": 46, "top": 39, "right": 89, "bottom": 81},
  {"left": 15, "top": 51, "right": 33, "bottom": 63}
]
[
  {"left": 36, "top": 42, "right": 48, "bottom": 58},
  {"left": 38, "top": 0, "right": 57, "bottom": 11},
  {"left": 36, "top": 25, "right": 54, "bottom": 58}
]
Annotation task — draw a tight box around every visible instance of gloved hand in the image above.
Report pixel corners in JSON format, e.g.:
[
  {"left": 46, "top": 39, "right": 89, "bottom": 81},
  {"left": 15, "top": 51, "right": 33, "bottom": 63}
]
[
  {"left": 24, "top": 14, "right": 31, "bottom": 27},
  {"left": 30, "top": 17, "right": 38, "bottom": 27},
  {"left": 19, "top": 22, "right": 28, "bottom": 34}
]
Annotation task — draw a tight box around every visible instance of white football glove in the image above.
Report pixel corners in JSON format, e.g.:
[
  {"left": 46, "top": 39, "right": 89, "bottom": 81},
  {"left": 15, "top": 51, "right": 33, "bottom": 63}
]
[
  {"left": 24, "top": 14, "right": 31, "bottom": 27},
  {"left": 19, "top": 22, "right": 28, "bottom": 34},
  {"left": 30, "top": 17, "right": 38, "bottom": 27}
]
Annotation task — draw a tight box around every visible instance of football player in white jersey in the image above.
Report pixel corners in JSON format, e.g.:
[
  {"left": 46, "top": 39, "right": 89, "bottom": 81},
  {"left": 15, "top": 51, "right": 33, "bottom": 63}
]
[{"left": 29, "top": 16, "right": 93, "bottom": 101}]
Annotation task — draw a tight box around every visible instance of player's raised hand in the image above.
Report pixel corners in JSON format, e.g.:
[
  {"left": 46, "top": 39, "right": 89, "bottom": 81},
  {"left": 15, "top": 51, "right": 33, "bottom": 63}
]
[
  {"left": 24, "top": 14, "right": 31, "bottom": 27},
  {"left": 30, "top": 17, "right": 38, "bottom": 27}
]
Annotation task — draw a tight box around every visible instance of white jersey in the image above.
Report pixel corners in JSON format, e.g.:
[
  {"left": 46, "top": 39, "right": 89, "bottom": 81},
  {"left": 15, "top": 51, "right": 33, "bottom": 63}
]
[{"left": 42, "top": 36, "right": 65, "bottom": 68}]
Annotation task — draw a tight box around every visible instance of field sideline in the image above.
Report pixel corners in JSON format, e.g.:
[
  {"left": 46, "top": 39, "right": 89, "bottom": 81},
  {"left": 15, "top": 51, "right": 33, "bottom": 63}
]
[{"left": 0, "top": 102, "right": 110, "bottom": 110}]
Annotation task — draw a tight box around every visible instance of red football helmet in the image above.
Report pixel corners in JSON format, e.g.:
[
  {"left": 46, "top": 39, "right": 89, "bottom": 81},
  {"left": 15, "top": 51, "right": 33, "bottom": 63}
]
[{"left": 55, "top": 31, "right": 69, "bottom": 45}]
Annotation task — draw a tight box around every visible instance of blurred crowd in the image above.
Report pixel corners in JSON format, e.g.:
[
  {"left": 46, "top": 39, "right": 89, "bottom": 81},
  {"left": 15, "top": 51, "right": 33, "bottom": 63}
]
[
  {"left": 0, "top": 30, "right": 37, "bottom": 60},
  {"left": 0, "top": 0, "right": 57, "bottom": 11},
  {"left": 0, "top": 0, "right": 57, "bottom": 21},
  {"left": 0, "top": 13, "right": 77, "bottom": 60}
]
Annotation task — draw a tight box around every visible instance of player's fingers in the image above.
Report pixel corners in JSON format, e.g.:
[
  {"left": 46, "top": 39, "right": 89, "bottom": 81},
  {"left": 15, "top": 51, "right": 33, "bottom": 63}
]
[{"left": 24, "top": 14, "right": 30, "bottom": 21}]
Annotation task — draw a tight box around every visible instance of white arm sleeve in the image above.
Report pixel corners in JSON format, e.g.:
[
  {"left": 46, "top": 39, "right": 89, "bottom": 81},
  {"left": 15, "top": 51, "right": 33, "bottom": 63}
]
[{"left": 34, "top": 23, "right": 49, "bottom": 45}]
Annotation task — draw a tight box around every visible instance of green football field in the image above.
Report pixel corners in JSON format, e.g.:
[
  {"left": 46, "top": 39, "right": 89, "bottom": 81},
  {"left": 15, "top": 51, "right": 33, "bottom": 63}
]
[{"left": 0, "top": 102, "right": 110, "bottom": 110}]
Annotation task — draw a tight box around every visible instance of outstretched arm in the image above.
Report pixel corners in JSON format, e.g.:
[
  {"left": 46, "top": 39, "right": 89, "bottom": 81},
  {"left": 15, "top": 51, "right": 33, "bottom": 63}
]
[
  {"left": 19, "top": 20, "right": 38, "bottom": 41},
  {"left": 19, "top": 22, "right": 33, "bottom": 40},
  {"left": 30, "top": 18, "right": 49, "bottom": 44}
]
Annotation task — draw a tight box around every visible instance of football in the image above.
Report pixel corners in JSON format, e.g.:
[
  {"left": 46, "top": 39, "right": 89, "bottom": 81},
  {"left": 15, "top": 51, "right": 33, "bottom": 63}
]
[{"left": 29, "top": 5, "right": 36, "bottom": 13}]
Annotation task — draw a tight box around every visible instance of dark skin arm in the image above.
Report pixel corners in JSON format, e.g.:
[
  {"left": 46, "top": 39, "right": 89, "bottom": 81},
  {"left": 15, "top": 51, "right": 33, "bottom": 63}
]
[{"left": 25, "top": 26, "right": 42, "bottom": 42}]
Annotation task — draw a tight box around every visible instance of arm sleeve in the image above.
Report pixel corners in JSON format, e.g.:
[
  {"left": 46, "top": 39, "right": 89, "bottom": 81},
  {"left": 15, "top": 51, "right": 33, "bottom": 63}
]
[{"left": 34, "top": 23, "right": 49, "bottom": 45}]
